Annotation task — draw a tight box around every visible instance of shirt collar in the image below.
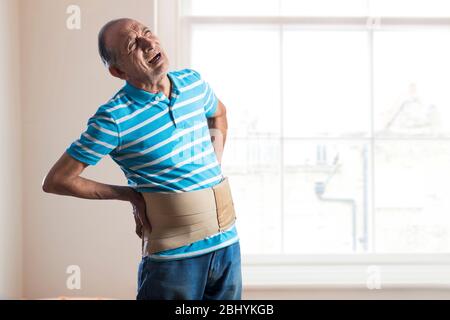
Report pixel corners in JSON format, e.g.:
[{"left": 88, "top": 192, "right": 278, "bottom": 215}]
[{"left": 123, "top": 73, "right": 180, "bottom": 105}]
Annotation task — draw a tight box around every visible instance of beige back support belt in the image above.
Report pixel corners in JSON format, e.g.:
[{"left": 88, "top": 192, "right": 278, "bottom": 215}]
[{"left": 140, "top": 177, "right": 236, "bottom": 256}]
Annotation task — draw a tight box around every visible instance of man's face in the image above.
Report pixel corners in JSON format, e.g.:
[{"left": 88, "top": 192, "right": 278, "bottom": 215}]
[{"left": 107, "top": 19, "right": 169, "bottom": 82}]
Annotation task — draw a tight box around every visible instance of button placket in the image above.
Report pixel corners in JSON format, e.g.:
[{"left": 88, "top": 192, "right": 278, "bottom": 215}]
[{"left": 169, "top": 88, "right": 180, "bottom": 128}]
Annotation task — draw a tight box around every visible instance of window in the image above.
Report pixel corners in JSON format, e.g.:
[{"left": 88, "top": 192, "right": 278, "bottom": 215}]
[{"left": 178, "top": 0, "right": 450, "bottom": 256}]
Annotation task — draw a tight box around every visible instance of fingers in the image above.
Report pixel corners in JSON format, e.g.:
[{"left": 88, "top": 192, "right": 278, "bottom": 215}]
[
  {"left": 132, "top": 198, "right": 152, "bottom": 233},
  {"left": 130, "top": 193, "right": 152, "bottom": 237},
  {"left": 133, "top": 213, "right": 143, "bottom": 238},
  {"left": 138, "top": 209, "right": 152, "bottom": 232},
  {"left": 135, "top": 198, "right": 152, "bottom": 231}
]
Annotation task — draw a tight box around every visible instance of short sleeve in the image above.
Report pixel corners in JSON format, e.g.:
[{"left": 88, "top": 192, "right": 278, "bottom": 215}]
[
  {"left": 66, "top": 108, "right": 120, "bottom": 166},
  {"left": 191, "top": 69, "right": 219, "bottom": 118}
]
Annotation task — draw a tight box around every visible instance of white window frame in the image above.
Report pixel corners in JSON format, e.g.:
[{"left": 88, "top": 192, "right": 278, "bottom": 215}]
[{"left": 157, "top": 0, "right": 450, "bottom": 287}]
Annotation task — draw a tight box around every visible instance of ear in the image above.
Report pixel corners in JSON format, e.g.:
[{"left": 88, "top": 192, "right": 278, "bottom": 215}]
[{"left": 109, "top": 66, "right": 128, "bottom": 80}]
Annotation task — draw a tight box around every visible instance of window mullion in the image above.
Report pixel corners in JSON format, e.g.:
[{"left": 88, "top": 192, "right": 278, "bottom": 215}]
[
  {"left": 368, "top": 28, "right": 375, "bottom": 253},
  {"left": 280, "top": 23, "right": 285, "bottom": 254}
]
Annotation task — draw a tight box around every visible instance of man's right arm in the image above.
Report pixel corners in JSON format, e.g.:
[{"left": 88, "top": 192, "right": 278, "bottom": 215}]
[
  {"left": 43, "top": 151, "right": 131, "bottom": 200},
  {"left": 42, "top": 152, "right": 150, "bottom": 236}
]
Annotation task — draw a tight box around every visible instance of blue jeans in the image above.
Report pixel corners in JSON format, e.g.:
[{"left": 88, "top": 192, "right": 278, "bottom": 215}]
[{"left": 136, "top": 241, "right": 242, "bottom": 300}]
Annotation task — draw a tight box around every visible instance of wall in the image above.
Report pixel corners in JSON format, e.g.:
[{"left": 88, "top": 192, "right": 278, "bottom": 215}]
[
  {"left": 20, "top": 0, "right": 155, "bottom": 299},
  {"left": 0, "top": 0, "right": 23, "bottom": 299}
]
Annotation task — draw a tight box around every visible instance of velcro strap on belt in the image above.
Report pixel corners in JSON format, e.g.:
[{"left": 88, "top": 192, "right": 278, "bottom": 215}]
[{"left": 140, "top": 177, "right": 236, "bottom": 256}]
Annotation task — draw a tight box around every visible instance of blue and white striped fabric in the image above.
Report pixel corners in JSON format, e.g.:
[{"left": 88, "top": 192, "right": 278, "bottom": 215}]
[{"left": 67, "top": 69, "right": 239, "bottom": 261}]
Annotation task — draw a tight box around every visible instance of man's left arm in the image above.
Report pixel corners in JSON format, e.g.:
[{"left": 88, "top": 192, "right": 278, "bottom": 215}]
[{"left": 207, "top": 99, "right": 228, "bottom": 164}]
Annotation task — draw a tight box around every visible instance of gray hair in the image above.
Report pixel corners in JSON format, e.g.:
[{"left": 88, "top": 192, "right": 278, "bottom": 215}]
[{"left": 98, "top": 18, "right": 130, "bottom": 67}]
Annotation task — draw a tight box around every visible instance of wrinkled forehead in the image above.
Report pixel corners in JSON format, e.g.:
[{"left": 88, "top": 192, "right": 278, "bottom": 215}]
[{"left": 107, "top": 20, "right": 148, "bottom": 47}]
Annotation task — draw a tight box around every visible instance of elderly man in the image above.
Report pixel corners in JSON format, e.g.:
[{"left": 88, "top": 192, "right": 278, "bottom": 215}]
[{"left": 42, "top": 18, "right": 241, "bottom": 300}]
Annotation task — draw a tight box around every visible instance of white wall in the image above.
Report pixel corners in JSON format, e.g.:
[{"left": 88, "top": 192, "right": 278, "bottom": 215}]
[
  {"left": 0, "top": 0, "right": 23, "bottom": 299},
  {"left": 20, "top": 0, "right": 154, "bottom": 299}
]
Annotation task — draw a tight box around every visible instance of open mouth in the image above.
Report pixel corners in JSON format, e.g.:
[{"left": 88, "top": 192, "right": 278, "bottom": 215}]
[{"left": 148, "top": 52, "right": 162, "bottom": 65}]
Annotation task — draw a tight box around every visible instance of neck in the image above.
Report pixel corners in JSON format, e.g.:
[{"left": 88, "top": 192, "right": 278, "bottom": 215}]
[{"left": 128, "top": 74, "right": 171, "bottom": 98}]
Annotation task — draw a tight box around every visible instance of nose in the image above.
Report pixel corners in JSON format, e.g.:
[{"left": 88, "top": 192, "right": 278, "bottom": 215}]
[{"left": 139, "top": 36, "right": 155, "bottom": 53}]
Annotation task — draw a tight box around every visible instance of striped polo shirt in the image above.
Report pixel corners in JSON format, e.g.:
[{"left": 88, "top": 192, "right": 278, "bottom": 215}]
[{"left": 66, "top": 68, "right": 239, "bottom": 261}]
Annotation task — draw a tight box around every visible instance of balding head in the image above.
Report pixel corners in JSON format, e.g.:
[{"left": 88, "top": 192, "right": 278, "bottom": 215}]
[
  {"left": 98, "top": 18, "right": 134, "bottom": 67},
  {"left": 97, "top": 18, "right": 169, "bottom": 84}
]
